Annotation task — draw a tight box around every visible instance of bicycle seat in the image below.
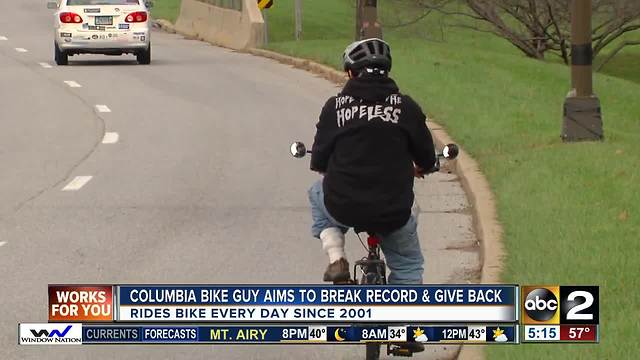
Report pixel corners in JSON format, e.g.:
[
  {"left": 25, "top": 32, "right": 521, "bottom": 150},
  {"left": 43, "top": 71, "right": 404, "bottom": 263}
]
[{"left": 353, "top": 227, "right": 369, "bottom": 234}]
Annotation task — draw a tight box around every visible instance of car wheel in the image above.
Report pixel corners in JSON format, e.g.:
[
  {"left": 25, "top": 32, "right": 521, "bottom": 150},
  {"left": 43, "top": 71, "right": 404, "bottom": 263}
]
[
  {"left": 54, "top": 42, "right": 68, "bottom": 66},
  {"left": 137, "top": 45, "right": 151, "bottom": 65}
]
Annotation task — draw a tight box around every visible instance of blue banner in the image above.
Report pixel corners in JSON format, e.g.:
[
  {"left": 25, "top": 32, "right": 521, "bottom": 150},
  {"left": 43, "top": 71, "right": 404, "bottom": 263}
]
[
  {"left": 117, "top": 285, "right": 515, "bottom": 306},
  {"left": 81, "top": 324, "right": 518, "bottom": 344},
  {"left": 83, "top": 326, "right": 142, "bottom": 343}
]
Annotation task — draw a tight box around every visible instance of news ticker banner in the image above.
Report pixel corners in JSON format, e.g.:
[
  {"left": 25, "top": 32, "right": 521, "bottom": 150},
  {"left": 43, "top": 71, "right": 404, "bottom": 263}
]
[
  {"left": 43, "top": 284, "right": 600, "bottom": 344},
  {"left": 48, "top": 285, "right": 517, "bottom": 323},
  {"left": 18, "top": 324, "right": 519, "bottom": 345}
]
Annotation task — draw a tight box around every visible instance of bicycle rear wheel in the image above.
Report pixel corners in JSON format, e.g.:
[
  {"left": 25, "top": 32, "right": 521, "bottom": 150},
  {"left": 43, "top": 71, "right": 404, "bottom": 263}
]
[
  {"left": 360, "top": 265, "right": 385, "bottom": 360},
  {"left": 365, "top": 343, "right": 381, "bottom": 360}
]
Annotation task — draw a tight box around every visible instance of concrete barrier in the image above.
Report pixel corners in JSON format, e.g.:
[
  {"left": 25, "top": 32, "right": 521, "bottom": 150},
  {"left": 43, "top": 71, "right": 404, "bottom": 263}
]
[{"left": 175, "top": 0, "right": 264, "bottom": 50}]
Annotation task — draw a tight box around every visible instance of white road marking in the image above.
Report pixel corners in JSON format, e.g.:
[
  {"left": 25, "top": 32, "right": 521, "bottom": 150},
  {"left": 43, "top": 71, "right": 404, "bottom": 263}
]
[
  {"left": 102, "top": 132, "right": 119, "bottom": 144},
  {"left": 0, "top": 241, "right": 7, "bottom": 247},
  {"left": 15, "top": 48, "right": 28, "bottom": 52},
  {"left": 39, "top": 62, "right": 53, "bottom": 69},
  {"left": 0, "top": 36, "right": 7, "bottom": 41},
  {"left": 64, "top": 80, "right": 82, "bottom": 88},
  {"left": 95, "top": 105, "right": 111, "bottom": 113},
  {"left": 62, "top": 176, "right": 93, "bottom": 191}
]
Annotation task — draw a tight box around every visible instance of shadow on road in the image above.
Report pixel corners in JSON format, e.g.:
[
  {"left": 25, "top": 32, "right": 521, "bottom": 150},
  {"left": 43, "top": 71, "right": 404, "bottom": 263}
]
[
  {"left": 67, "top": 59, "right": 172, "bottom": 66},
  {"left": 68, "top": 59, "right": 140, "bottom": 66}
]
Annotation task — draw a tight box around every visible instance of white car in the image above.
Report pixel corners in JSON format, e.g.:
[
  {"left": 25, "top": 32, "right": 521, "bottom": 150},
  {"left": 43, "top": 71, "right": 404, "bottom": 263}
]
[{"left": 48, "top": 0, "right": 152, "bottom": 65}]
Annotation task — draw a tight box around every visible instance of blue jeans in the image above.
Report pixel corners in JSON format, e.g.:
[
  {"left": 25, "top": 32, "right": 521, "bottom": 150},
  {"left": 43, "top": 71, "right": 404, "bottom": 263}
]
[{"left": 308, "top": 180, "right": 424, "bottom": 284}]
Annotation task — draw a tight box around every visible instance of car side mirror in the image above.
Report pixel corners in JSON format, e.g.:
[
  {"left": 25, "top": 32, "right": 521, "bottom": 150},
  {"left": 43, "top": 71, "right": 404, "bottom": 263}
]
[
  {"left": 145, "top": 1, "right": 154, "bottom": 9},
  {"left": 47, "top": 1, "right": 58, "bottom": 9}
]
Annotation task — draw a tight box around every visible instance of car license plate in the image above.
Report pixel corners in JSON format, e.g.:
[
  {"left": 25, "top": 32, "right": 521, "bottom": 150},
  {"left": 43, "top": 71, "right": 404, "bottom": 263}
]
[{"left": 95, "top": 16, "right": 113, "bottom": 26}]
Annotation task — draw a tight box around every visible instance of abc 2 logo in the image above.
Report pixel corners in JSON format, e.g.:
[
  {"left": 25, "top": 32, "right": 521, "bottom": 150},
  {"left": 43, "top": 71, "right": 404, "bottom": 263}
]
[{"left": 521, "top": 286, "right": 599, "bottom": 325}]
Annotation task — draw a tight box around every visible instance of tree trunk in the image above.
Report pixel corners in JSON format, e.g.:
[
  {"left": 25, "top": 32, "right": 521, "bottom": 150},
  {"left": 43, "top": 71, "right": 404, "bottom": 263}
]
[
  {"left": 355, "top": 0, "right": 363, "bottom": 40},
  {"left": 355, "top": 0, "right": 381, "bottom": 40}
]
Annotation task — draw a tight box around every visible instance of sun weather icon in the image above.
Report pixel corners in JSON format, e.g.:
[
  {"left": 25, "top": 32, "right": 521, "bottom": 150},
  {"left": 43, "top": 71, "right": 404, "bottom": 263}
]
[
  {"left": 413, "top": 327, "right": 429, "bottom": 343},
  {"left": 493, "top": 327, "right": 508, "bottom": 342}
]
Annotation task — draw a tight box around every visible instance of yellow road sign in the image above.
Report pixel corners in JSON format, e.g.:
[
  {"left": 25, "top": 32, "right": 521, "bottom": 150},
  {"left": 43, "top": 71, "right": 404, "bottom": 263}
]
[{"left": 258, "top": 0, "right": 273, "bottom": 10}]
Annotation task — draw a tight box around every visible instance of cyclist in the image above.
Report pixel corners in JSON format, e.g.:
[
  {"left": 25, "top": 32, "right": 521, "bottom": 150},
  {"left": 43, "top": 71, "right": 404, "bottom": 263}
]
[{"left": 308, "top": 38, "right": 438, "bottom": 285}]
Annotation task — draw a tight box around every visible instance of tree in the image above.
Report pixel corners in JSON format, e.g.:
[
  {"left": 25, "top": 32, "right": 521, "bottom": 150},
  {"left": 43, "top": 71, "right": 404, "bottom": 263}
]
[
  {"left": 413, "top": 0, "right": 640, "bottom": 64},
  {"left": 356, "top": 0, "right": 383, "bottom": 39}
]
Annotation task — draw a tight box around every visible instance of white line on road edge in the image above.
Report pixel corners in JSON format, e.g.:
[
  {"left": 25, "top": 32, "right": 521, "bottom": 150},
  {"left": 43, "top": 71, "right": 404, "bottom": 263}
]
[
  {"left": 102, "top": 132, "right": 119, "bottom": 144},
  {"left": 39, "top": 62, "right": 53, "bottom": 69},
  {"left": 0, "top": 36, "right": 7, "bottom": 41},
  {"left": 62, "top": 176, "right": 93, "bottom": 191},
  {"left": 15, "top": 48, "right": 28, "bottom": 52},
  {"left": 0, "top": 241, "right": 7, "bottom": 247},
  {"left": 95, "top": 105, "right": 111, "bottom": 113},
  {"left": 64, "top": 81, "right": 82, "bottom": 88}
]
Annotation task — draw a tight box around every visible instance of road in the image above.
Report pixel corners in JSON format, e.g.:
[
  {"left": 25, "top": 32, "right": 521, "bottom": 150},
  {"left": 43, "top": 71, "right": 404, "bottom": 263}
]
[{"left": 0, "top": 1, "right": 479, "bottom": 359}]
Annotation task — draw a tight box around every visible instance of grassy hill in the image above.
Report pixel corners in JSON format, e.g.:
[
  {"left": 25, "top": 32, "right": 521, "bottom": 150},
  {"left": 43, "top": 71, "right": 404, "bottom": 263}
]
[
  {"left": 265, "top": 5, "right": 639, "bottom": 358},
  {"left": 153, "top": 1, "right": 639, "bottom": 358}
]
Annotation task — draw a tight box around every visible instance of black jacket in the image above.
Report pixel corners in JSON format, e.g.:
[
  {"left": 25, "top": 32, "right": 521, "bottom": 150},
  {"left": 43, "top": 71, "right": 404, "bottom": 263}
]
[{"left": 310, "top": 76, "right": 436, "bottom": 234}]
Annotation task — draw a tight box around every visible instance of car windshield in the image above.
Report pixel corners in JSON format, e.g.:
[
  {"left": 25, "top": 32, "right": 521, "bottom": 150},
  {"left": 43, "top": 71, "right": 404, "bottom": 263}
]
[{"left": 66, "top": 0, "right": 140, "bottom": 5}]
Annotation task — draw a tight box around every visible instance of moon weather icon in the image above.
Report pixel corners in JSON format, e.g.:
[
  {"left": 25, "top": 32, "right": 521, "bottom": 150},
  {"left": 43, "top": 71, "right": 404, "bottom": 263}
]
[{"left": 334, "top": 328, "right": 347, "bottom": 342}]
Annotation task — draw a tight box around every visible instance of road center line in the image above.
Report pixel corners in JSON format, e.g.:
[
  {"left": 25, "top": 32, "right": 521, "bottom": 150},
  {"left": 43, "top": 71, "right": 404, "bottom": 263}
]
[
  {"left": 0, "top": 241, "right": 7, "bottom": 247},
  {"left": 39, "top": 62, "right": 53, "bottom": 69},
  {"left": 62, "top": 176, "right": 93, "bottom": 191},
  {"left": 15, "top": 48, "right": 28, "bottom": 52},
  {"left": 0, "top": 36, "right": 7, "bottom": 41},
  {"left": 95, "top": 105, "right": 111, "bottom": 113},
  {"left": 64, "top": 80, "right": 82, "bottom": 88},
  {"left": 102, "top": 132, "right": 119, "bottom": 144}
]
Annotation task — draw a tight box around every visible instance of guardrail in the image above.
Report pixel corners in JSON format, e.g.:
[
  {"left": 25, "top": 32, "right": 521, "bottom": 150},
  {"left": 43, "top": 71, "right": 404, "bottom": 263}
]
[{"left": 199, "top": 0, "right": 242, "bottom": 11}]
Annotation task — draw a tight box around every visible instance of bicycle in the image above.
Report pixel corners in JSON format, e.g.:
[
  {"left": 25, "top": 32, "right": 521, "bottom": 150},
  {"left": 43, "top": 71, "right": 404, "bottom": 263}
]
[{"left": 290, "top": 141, "right": 459, "bottom": 359}]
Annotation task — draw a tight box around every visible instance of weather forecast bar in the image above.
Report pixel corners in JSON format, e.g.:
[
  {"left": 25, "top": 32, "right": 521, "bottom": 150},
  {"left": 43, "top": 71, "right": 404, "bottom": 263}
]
[
  {"left": 18, "top": 323, "right": 518, "bottom": 345},
  {"left": 78, "top": 324, "right": 519, "bottom": 344}
]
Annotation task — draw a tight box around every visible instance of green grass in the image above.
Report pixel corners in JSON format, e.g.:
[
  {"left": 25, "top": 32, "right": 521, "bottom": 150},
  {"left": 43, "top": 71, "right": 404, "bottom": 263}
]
[
  {"left": 154, "top": 1, "right": 640, "bottom": 358},
  {"left": 268, "top": 2, "right": 640, "bottom": 359},
  {"left": 150, "top": 0, "right": 181, "bottom": 23},
  {"left": 597, "top": 42, "right": 640, "bottom": 84}
]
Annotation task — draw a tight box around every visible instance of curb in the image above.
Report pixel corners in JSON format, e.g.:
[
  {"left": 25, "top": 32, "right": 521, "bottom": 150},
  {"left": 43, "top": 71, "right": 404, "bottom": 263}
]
[
  {"left": 243, "top": 48, "right": 504, "bottom": 360},
  {"left": 427, "top": 123, "right": 503, "bottom": 360},
  {"left": 246, "top": 49, "right": 348, "bottom": 85},
  {"left": 152, "top": 19, "right": 177, "bottom": 34}
]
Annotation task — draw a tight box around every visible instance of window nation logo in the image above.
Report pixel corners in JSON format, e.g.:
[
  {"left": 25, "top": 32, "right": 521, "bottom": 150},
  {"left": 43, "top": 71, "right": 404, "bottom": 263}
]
[
  {"left": 30, "top": 325, "right": 73, "bottom": 338},
  {"left": 19, "top": 323, "right": 82, "bottom": 345}
]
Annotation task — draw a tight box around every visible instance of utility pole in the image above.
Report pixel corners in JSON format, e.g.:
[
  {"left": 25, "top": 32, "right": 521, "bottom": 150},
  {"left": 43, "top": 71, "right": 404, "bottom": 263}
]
[
  {"left": 562, "top": 0, "right": 603, "bottom": 142},
  {"left": 355, "top": 0, "right": 382, "bottom": 40},
  {"left": 263, "top": 9, "right": 269, "bottom": 45},
  {"left": 294, "top": 0, "right": 302, "bottom": 41},
  {"left": 355, "top": 0, "right": 361, "bottom": 40}
]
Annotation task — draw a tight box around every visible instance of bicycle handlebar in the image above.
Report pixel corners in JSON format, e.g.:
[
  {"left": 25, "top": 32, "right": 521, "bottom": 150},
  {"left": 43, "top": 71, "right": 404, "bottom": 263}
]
[{"left": 290, "top": 141, "right": 459, "bottom": 161}]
